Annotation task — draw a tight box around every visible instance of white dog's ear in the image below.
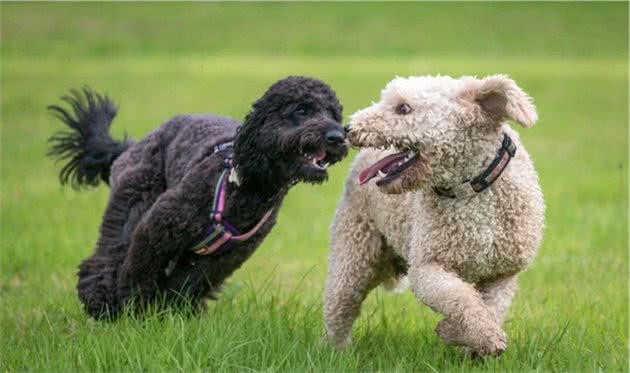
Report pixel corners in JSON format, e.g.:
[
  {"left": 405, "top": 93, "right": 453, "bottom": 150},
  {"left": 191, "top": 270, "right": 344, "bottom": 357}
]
[{"left": 471, "top": 75, "right": 538, "bottom": 128}]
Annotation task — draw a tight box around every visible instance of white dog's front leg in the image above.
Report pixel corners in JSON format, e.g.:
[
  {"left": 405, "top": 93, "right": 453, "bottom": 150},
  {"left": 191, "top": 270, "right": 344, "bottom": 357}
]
[
  {"left": 409, "top": 262, "right": 508, "bottom": 356},
  {"left": 435, "top": 274, "right": 519, "bottom": 351}
]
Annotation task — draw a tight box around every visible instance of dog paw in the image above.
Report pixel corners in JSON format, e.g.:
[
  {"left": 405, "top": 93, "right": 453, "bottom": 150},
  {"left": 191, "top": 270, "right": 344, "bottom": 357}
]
[
  {"left": 116, "top": 286, "right": 132, "bottom": 305},
  {"left": 439, "top": 318, "right": 507, "bottom": 357},
  {"left": 322, "top": 331, "right": 352, "bottom": 350},
  {"left": 473, "top": 327, "right": 508, "bottom": 357}
]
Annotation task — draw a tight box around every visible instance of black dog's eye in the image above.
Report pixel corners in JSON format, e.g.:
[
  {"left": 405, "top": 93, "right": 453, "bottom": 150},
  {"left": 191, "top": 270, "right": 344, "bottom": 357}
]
[
  {"left": 329, "top": 108, "right": 341, "bottom": 122},
  {"left": 293, "top": 106, "right": 307, "bottom": 116},
  {"left": 396, "top": 103, "right": 412, "bottom": 115}
]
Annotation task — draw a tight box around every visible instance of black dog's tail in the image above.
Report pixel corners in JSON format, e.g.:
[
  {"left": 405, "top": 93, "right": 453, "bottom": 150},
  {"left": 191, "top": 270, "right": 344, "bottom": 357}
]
[{"left": 47, "top": 88, "right": 131, "bottom": 189}]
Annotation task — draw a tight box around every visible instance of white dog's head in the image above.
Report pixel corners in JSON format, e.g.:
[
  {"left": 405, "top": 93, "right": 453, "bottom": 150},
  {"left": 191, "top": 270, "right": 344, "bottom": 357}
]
[{"left": 347, "top": 75, "right": 538, "bottom": 194}]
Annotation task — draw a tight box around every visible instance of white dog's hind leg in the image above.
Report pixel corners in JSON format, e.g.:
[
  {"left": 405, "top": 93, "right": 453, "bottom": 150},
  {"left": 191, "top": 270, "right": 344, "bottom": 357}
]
[
  {"left": 382, "top": 275, "right": 410, "bottom": 293},
  {"left": 409, "top": 263, "right": 508, "bottom": 356},
  {"left": 324, "top": 212, "right": 389, "bottom": 349},
  {"left": 480, "top": 275, "right": 518, "bottom": 323}
]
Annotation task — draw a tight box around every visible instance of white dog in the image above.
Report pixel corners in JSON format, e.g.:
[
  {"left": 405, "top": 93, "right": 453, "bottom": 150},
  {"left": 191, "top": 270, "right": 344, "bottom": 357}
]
[{"left": 324, "top": 75, "right": 544, "bottom": 356}]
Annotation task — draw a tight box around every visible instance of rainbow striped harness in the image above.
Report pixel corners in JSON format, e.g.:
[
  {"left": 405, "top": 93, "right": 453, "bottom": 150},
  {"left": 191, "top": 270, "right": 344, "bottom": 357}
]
[{"left": 190, "top": 142, "right": 274, "bottom": 256}]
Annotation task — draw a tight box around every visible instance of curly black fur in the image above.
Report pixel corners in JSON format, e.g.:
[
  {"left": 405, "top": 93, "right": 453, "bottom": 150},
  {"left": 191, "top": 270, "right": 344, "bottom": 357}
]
[
  {"left": 47, "top": 76, "right": 347, "bottom": 320},
  {"left": 47, "top": 88, "right": 131, "bottom": 189}
]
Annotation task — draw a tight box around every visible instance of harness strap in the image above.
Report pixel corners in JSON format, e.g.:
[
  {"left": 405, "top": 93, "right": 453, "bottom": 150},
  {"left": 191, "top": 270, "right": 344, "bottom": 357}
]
[
  {"left": 190, "top": 141, "right": 274, "bottom": 256},
  {"left": 433, "top": 134, "right": 516, "bottom": 199},
  {"left": 211, "top": 169, "right": 229, "bottom": 222},
  {"left": 231, "top": 210, "right": 273, "bottom": 241}
]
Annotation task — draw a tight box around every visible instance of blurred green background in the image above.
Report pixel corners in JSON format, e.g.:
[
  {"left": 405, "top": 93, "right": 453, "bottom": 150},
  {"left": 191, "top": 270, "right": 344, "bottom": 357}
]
[{"left": 1, "top": 2, "right": 628, "bottom": 372}]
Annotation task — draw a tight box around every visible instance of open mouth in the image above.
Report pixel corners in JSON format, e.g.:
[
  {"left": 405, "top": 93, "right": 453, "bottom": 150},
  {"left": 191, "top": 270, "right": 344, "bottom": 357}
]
[
  {"left": 358, "top": 150, "right": 418, "bottom": 186},
  {"left": 302, "top": 149, "right": 330, "bottom": 171}
]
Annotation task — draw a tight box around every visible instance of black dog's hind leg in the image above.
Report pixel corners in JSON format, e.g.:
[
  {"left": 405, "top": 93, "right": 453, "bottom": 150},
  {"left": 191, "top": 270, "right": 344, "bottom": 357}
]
[
  {"left": 77, "top": 254, "right": 119, "bottom": 319},
  {"left": 78, "top": 165, "right": 163, "bottom": 320}
]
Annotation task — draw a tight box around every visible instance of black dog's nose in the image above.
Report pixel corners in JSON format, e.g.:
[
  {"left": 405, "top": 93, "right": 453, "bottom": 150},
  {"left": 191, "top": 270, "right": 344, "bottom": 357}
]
[
  {"left": 343, "top": 123, "right": 351, "bottom": 133},
  {"left": 325, "top": 129, "right": 345, "bottom": 146}
]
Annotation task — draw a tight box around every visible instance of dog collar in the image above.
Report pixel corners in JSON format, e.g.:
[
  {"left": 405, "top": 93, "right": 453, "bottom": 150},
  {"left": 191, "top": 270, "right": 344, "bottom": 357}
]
[
  {"left": 433, "top": 134, "right": 516, "bottom": 199},
  {"left": 190, "top": 141, "right": 274, "bottom": 256}
]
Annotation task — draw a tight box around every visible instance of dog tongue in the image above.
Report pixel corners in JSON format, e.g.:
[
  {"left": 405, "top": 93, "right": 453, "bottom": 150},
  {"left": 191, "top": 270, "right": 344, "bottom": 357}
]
[
  {"left": 358, "top": 151, "right": 409, "bottom": 185},
  {"left": 312, "top": 150, "right": 326, "bottom": 161}
]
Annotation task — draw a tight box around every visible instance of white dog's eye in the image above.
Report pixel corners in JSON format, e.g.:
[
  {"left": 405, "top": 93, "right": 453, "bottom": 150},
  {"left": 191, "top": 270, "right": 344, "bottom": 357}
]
[{"left": 396, "top": 103, "right": 412, "bottom": 115}]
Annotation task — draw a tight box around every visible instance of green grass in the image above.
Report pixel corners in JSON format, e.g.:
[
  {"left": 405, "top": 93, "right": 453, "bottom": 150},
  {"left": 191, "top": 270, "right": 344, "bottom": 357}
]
[{"left": 1, "top": 2, "right": 628, "bottom": 372}]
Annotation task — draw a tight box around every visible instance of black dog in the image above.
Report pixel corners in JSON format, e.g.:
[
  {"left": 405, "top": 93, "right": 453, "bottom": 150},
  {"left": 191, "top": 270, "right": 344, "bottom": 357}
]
[{"left": 47, "top": 77, "right": 348, "bottom": 320}]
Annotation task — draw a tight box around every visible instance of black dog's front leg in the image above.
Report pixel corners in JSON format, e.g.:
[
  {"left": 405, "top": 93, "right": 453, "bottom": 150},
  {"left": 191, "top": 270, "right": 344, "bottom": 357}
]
[{"left": 116, "top": 158, "right": 216, "bottom": 311}]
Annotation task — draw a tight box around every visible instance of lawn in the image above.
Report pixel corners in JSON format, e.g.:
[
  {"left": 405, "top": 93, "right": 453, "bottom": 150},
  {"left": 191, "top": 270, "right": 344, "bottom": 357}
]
[{"left": 1, "top": 2, "right": 628, "bottom": 372}]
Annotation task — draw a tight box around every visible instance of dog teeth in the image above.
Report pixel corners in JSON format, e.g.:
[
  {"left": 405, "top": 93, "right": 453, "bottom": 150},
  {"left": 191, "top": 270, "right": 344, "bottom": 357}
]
[
  {"left": 311, "top": 158, "right": 329, "bottom": 170},
  {"left": 378, "top": 170, "right": 387, "bottom": 178},
  {"left": 303, "top": 152, "right": 329, "bottom": 170}
]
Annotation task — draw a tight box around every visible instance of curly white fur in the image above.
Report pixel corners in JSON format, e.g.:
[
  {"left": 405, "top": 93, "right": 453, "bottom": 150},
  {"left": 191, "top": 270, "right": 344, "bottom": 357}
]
[{"left": 324, "top": 75, "right": 545, "bottom": 356}]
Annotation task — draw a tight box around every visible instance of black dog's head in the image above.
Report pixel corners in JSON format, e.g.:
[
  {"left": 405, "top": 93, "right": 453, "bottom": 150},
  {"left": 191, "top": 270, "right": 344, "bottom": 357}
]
[{"left": 234, "top": 76, "right": 348, "bottom": 190}]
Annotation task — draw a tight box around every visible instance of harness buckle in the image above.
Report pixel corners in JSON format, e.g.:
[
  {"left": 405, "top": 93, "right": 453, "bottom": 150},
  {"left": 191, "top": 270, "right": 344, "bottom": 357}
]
[
  {"left": 213, "top": 141, "right": 234, "bottom": 153},
  {"left": 223, "top": 157, "right": 233, "bottom": 169}
]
